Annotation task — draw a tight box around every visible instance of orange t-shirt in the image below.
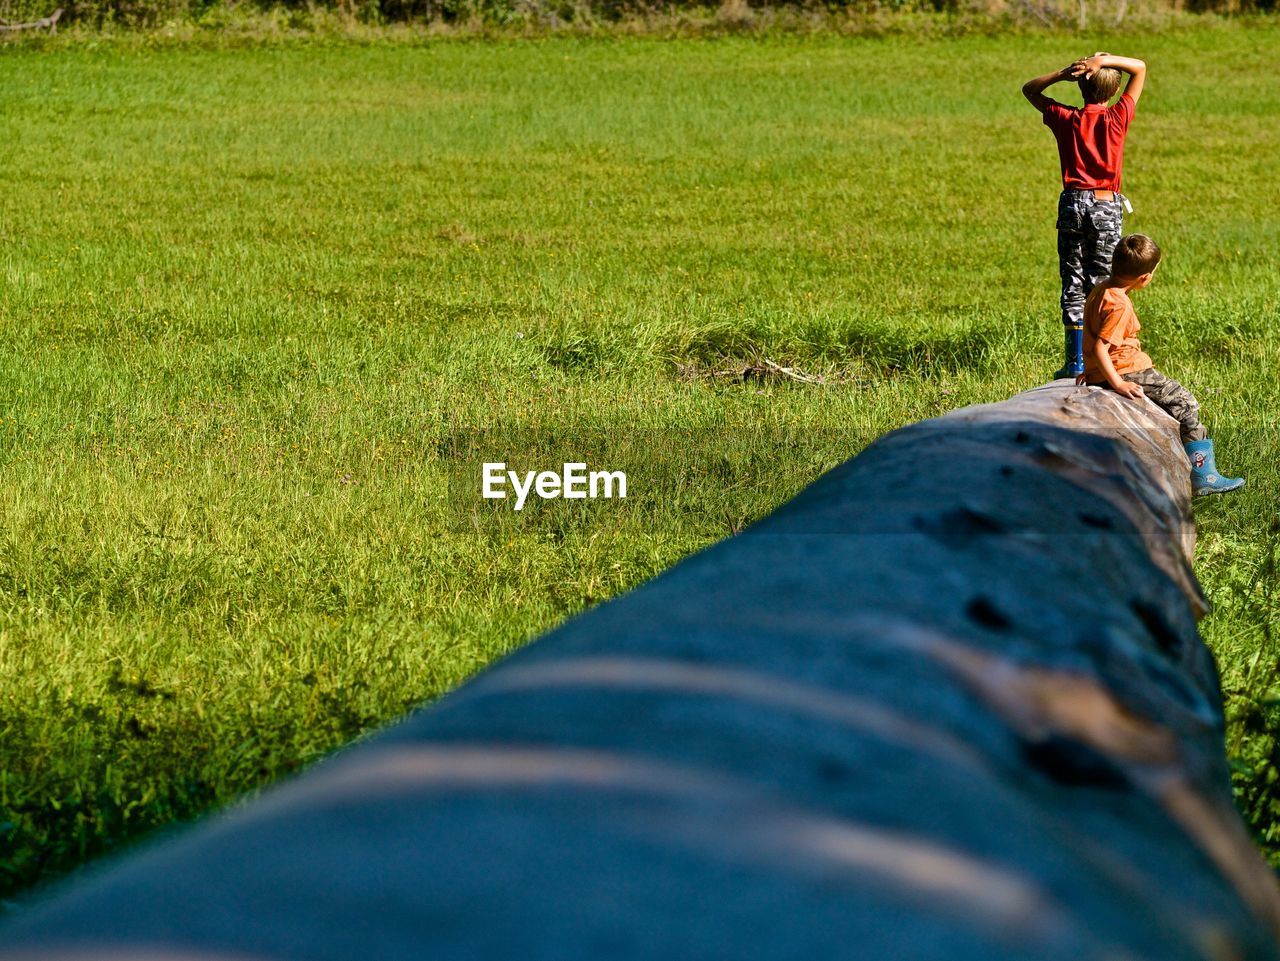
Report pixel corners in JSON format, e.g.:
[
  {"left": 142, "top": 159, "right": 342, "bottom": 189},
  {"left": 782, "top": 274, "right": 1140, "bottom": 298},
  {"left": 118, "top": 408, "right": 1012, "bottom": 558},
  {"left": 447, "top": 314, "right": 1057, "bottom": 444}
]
[{"left": 1083, "top": 285, "right": 1153, "bottom": 384}]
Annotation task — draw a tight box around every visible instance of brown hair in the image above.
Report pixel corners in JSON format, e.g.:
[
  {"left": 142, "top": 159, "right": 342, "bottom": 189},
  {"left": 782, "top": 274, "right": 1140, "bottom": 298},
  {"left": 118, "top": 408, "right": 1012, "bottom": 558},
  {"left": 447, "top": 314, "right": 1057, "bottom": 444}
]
[
  {"left": 1111, "top": 234, "right": 1162, "bottom": 280},
  {"left": 1079, "top": 68, "right": 1123, "bottom": 104}
]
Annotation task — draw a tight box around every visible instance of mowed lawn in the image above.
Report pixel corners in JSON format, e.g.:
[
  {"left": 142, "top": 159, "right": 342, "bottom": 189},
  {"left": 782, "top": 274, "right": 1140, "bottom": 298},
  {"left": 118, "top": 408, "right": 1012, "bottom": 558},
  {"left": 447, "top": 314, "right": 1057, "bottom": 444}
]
[{"left": 0, "top": 26, "right": 1278, "bottom": 903}]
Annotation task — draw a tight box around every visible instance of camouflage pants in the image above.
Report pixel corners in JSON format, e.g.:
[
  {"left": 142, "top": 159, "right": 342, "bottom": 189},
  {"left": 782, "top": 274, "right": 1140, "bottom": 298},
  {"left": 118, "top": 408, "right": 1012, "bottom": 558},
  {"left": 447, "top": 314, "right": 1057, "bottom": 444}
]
[
  {"left": 1118, "top": 368, "right": 1209, "bottom": 443},
  {"left": 1057, "top": 189, "right": 1124, "bottom": 328}
]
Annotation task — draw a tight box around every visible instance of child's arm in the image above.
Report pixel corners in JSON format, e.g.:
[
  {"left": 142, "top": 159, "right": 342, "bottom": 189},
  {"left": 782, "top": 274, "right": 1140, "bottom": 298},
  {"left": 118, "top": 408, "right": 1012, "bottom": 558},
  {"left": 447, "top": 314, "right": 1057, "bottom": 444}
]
[
  {"left": 1093, "top": 337, "right": 1145, "bottom": 398},
  {"left": 1021, "top": 66, "right": 1072, "bottom": 113},
  {"left": 1071, "top": 53, "right": 1147, "bottom": 105}
]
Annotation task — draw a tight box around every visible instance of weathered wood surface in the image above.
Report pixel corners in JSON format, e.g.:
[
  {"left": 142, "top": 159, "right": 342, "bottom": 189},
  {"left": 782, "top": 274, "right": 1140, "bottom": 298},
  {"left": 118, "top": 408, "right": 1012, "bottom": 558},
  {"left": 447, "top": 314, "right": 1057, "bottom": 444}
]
[{"left": 3, "top": 383, "right": 1278, "bottom": 961}]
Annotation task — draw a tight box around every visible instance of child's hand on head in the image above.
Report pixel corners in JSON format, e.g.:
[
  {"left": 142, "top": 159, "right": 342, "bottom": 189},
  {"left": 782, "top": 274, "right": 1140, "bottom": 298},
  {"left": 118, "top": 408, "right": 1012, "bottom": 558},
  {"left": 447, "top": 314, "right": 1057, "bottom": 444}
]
[{"left": 1069, "top": 56, "right": 1105, "bottom": 79}]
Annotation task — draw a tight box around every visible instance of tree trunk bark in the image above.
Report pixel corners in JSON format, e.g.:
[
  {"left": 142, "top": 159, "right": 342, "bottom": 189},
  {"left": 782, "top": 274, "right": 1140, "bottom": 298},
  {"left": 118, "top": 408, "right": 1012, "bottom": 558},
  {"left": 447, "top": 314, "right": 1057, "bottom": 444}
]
[{"left": 4, "top": 383, "right": 1279, "bottom": 961}]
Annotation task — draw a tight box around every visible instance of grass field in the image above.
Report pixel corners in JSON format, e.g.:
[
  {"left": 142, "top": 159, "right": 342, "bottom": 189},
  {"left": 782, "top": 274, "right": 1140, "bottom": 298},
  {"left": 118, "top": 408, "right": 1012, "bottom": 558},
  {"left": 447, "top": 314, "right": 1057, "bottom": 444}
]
[{"left": 1, "top": 26, "right": 1278, "bottom": 905}]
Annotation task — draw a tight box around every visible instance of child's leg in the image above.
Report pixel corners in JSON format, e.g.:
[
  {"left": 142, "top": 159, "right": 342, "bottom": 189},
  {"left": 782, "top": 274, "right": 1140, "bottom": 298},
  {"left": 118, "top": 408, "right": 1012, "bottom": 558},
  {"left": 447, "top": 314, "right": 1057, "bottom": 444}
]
[
  {"left": 1120, "top": 368, "right": 1242, "bottom": 494},
  {"left": 1055, "top": 191, "right": 1089, "bottom": 376},
  {"left": 1057, "top": 230, "right": 1087, "bottom": 326},
  {"left": 1056, "top": 192, "right": 1088, "bottom": 328},
  {"left": 1082, "top": 198, "right": 1124, "bottom": 293},
  {"left": 1121, "top": 369, "right": 1208, "bottom": 442}
]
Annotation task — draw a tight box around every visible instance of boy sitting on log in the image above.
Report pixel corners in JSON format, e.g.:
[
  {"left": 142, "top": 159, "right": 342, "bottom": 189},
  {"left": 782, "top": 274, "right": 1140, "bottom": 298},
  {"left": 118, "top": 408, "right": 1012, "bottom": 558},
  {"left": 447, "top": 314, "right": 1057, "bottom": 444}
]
[
  {"left": 1022, "top": 52, "right": 1147, "bottom": 379},
  {"left": 1078, "top": 233, "right": 1244, "bottom": 497}
]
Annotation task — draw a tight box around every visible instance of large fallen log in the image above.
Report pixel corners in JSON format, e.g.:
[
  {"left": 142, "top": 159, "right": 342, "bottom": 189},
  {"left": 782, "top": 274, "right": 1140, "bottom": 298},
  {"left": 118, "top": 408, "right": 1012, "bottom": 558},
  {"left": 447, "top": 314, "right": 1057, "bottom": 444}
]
[{"left": 3, "top": 383, "right": 1278, "bottom": 961}]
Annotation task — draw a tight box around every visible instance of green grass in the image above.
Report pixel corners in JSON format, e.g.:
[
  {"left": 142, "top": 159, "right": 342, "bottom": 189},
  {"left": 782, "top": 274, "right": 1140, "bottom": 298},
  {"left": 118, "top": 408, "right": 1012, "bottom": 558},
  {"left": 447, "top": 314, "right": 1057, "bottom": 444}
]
[{"left": 1, "top": 26, "right": 1278, "bottom": 904}]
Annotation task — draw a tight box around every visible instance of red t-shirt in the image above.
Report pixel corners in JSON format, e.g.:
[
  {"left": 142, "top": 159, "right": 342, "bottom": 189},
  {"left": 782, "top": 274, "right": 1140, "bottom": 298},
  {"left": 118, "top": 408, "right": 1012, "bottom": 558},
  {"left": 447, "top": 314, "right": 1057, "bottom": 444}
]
[{"left": 1043, "top": 93, "right": 1135, "bottom": 191}]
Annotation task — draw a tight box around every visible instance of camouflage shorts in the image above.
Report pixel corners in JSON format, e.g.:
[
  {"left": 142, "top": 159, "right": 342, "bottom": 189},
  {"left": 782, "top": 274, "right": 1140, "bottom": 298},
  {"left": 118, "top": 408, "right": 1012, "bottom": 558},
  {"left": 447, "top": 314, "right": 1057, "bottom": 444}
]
[
  {"left": 1057, "top": 190, "right": 1124, "bottom": 329},
  {"left": 1120, "top": 368, "right": 1208, "bottom": 443}
]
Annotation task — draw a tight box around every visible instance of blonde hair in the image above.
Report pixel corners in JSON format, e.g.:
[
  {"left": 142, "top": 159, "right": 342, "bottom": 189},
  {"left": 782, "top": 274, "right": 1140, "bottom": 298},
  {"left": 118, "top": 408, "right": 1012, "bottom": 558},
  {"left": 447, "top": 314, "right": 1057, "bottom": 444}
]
[{"left": 1079, "top": 68, "right": 1123, "bottom": 104}]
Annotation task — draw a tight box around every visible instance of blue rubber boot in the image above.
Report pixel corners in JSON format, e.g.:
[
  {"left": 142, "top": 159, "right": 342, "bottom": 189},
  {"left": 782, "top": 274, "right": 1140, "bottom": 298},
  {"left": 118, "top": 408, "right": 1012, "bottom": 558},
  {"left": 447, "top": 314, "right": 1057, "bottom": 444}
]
[
  {"left": 1053, "top": 326, "right": 1085, "bottom": 380},
  {"left": 1185, "top": 439, "right": 1245, "bottom": 497}
]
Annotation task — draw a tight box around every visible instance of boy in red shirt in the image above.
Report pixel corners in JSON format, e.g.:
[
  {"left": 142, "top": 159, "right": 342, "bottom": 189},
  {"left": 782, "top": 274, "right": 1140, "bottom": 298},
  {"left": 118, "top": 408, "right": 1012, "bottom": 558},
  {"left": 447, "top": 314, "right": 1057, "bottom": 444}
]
[
  {"left": 1023, "top": 52, "right": 1147, "bottom": 379},
  {"left": 1080, "top": 233, "right": 1243, "bottom": 497}
]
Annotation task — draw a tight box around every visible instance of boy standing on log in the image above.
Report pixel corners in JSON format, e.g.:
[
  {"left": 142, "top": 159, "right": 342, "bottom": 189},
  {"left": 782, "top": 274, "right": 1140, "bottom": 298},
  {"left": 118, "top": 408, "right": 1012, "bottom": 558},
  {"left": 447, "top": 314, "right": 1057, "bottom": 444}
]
[
  {"left": 1022, "top": 52, "right": 1147, "bottom": 379},
  {"left": 1079, "top": 233, "right": 1244, "bottom": 497}
]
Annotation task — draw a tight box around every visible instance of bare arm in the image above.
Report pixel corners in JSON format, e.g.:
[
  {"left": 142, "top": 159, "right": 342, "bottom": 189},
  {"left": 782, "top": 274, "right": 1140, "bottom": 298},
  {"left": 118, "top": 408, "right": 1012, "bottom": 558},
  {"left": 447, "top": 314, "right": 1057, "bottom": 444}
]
[
  {"left": 1021, "top": 66, "right": 1071, "bottom": 113},
  {"left": 1094, "top": 337, "right": 1144, "bottom": 398},
  {"left": 1071, "top": 53, "right": 1147, "bottom": 105}
]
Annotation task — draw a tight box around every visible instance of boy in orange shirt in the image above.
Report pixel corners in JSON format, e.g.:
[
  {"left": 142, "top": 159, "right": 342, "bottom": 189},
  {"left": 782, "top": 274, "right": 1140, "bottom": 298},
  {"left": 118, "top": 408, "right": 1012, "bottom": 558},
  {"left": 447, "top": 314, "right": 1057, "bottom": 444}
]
[{"left": 1080, "top": 234, "right": 1244, "bottom": 496}]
